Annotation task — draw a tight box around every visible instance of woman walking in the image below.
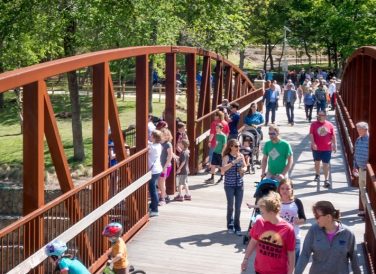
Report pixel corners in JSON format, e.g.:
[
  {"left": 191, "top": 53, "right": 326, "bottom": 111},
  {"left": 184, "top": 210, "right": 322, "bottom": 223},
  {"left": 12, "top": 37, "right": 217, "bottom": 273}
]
[
  {"left": 221, "top": 139, "right": 246, "bottom": 236},
  {"left": 295, "top": 201, "right": 361, "bottom": 274}
]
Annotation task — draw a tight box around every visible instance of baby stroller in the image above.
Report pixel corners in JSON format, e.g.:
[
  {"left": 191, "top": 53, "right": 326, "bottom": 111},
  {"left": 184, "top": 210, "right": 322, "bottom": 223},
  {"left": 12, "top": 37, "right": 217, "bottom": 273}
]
[
  {"left": 243, "top": 178, "right": 279, "bottom": 245},
  {"left": 238, "top": 126, "right": 261, "bottom": 173}
]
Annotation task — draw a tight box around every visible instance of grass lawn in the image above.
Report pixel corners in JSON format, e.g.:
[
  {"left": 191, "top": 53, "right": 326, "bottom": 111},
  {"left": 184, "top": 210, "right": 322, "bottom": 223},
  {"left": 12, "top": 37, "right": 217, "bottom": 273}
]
[{"left": 0, "top": 91, "right": 187, "bottom": 175}]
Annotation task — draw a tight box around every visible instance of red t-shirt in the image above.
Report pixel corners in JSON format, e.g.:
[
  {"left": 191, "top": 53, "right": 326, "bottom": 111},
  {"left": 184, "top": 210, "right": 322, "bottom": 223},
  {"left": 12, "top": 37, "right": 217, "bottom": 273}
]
[
  {"left": 250, "top": 218, "right": 295, "bottom": 274},
  {"left": 209, "top": 120, "right": 229, "bottom": 147},
  {"left": 309, "top": 120, "right": 335, "bottom": 151}
]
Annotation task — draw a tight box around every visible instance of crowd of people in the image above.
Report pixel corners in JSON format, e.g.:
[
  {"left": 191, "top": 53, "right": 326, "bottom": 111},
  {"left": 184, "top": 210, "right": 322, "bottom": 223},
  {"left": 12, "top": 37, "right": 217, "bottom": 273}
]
[{"left": 142, "top": 67, "right": 368, "bottom": 274}]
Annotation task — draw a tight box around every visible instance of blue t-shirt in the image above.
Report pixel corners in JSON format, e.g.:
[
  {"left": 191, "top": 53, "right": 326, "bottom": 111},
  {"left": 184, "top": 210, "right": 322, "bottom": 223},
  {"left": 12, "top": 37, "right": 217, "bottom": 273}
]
[
  {"left": 229, "top": 112, "right": 240, "bottom": 134},
  {"left": 58, "top": 257, "right": 90, "bottom": 274},
  {"left": 266, "top": 71, "right": 273, "bottom": 81},
  {"left": 244, "top": 112, "right": 264, "bottom": 126}
]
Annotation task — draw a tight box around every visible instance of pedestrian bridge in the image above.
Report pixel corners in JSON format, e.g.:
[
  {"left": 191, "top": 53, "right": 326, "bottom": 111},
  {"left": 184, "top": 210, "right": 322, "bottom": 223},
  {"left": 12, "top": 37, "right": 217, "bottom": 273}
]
[{"left": 0, "top": 46, "right": 375, "bottom": 274}]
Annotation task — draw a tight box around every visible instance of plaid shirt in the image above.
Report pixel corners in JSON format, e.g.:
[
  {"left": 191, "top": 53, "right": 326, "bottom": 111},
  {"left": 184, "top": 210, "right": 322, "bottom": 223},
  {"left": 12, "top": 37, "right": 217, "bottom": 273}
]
[{"left": 354, "top": 134, "right": 369, "bottom": 169}]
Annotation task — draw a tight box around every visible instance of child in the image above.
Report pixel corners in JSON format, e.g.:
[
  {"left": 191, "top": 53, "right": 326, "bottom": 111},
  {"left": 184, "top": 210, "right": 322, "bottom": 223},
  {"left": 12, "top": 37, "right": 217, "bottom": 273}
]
[
  {"left": 102, "top": 222, "right": 129, "bottom": 274},
  {"left": 45, "top": 240, "right": 90, "bottom": 274},
  {"left": 303, "top": 88, "right": 315, "bottom": 122},
  {"left": 158, "top": 128, "right": 174, "bottom": 205},
  {"left": 176, "top": 122, "right": 188, "bottom": 155},
  {"left": 278, "top": 179, "right": 306, "bottom": 264},
  {"left": 174, "top": 139, "right": 191, "bottom": 201},
  {"left": 205, "top": 123, "right": 227, "bottom": 183}
]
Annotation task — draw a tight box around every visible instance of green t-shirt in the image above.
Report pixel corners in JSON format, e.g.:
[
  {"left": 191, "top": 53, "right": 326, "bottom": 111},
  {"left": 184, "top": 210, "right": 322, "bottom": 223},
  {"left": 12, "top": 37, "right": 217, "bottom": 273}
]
[
  {"left": 214, "top": 133, "right": 227, "bottom": 154},
  {"left": 262, "top": 139, "right": 292, "bottom": 175}
]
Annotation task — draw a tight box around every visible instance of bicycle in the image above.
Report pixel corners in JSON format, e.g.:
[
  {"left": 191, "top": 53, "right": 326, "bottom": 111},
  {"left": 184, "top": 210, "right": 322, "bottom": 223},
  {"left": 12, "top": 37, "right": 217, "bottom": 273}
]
[{"left": 103, "top": 263, "right": 146, "bottom": 274}]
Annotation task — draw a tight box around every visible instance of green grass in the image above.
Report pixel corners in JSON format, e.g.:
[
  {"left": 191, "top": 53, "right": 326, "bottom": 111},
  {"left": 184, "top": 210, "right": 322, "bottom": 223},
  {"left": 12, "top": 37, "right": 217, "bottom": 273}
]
[{"left": 0, "top": 91, "right": 186, "bottom": 170}]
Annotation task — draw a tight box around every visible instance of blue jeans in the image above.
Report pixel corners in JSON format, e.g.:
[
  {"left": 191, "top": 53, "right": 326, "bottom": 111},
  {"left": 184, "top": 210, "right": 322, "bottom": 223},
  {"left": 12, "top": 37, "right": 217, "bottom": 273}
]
[
  {"left": 149, "top": 173, "right": 160, "bottom": 212},
  {"left": 285, "top": 102, "right": 294, "bottom": 123},
  {"left": 317, "top": 101, "right": 326, "bottom": 113},
  {"left": 295, "top": 239, "right": 301, "bottom": 265},
  {"left": 224, "top": 185, "right": 244, "bottom": 231},
  {"left": 209, "top": 147, "right": 214, "bottom": 163},
  {"left": 265, "top": 102, "right": 277, "bottom": 124}
]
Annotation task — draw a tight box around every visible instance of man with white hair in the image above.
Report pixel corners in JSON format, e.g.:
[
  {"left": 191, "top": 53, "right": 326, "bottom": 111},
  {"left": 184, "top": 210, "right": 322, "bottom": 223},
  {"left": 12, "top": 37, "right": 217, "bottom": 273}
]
[
  {"left": 353, "top": 121, "right": 369, "bottom": 216},
  {"left": 328, "top": 78, "right": 337, "bottom": 110}
]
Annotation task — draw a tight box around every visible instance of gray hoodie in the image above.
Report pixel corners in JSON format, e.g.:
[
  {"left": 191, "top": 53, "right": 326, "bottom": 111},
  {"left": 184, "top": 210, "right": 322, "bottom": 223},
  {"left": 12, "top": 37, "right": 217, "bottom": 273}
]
[{"left": 295, "top": 222, "right": 361, "bottom": 274}]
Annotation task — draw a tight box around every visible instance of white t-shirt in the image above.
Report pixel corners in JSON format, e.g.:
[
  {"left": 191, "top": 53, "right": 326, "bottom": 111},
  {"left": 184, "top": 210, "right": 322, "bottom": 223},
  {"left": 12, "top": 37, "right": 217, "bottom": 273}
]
[
  {"left": 280, "top": 198, "right": 306, "bottom": 239},
  {"left": 328, "top": 83, "right": 336, "bottom": 96},
  {"left": 148, "top": 142, "right": 163, "bottom": 174},
  {"left": 148, "top": 122, "right": 156, "bottom": 140}
]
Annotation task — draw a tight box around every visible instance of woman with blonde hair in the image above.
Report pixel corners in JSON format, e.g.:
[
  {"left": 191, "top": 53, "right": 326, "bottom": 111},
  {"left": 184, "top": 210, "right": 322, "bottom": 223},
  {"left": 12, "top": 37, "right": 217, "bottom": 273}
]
[
  {"left": 295, "top": 201, "right": 361, "bottom": 274},
  {"left": 278, "top": 179, "right": 306, "bottom": 263},
  {"left": 241, "top": 191, "right": 295, "bottom": 274}
]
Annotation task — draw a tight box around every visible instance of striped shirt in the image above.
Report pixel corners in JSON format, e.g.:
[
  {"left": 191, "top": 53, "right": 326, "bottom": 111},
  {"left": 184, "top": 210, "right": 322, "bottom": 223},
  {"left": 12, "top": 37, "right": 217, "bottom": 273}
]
[
  {"left": 354, "top": 135, "right": 369, "bottom": 169},
  {"left": 224, "top": 154, "right": 243, "bottom": 187}
]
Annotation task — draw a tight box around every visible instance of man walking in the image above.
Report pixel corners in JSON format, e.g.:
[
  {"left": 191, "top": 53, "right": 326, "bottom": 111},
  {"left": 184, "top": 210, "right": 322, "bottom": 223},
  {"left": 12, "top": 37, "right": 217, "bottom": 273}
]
[
  {"left": 261, "top": 125, "right": 293, "bottom": 181},
  {"left": 310, "top": 111, "right": 337, "bottom": 188},
  {"left": 353, "top": 122, "right": 369, "bottom": 216},
  {"left": 263, "top": 83, "right": 279, "bottom": 126},
  {"left": 283, "top": 83, "right": 297, "bottom": 126},
  {"left": 226, "top": 102, "right": 240, "bottom": 140}
]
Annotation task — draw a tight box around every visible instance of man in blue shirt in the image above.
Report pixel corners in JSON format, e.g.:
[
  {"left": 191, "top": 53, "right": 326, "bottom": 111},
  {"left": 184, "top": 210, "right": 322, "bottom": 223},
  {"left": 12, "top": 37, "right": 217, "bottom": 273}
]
[
  {"left": 263, "top": 82, "right": 279, "bottom": 126},
  {"left": 353, "top": 121, "right": 369, "bottom": 216},
  {"left": 283, "top": 84, "right": 297, "bottom": 126},
  {"left": 227, "top": 102, "right": 240, "bottom": 140}
]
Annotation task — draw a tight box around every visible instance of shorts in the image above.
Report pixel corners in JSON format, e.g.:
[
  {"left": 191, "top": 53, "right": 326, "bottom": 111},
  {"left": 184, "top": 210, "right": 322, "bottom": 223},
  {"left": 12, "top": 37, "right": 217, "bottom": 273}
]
[
  {"left": 312, "top": 150, "right": 332, "bottom": 164},
  {"left": 160, "top": 165, "right": 172, "bottom": 178},
  {"left": 176, "top": 175, "right": 188, "bottom": 186},
  {"left": 211, "top": 152, "right": 222, "bottom": 166}
]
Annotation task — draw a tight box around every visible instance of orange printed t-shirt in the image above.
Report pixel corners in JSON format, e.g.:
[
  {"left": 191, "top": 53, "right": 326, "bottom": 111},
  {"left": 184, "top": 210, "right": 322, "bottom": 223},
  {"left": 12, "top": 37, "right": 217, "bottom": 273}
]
[{"left": 112, "top": 238, "right": 128, "bottom": 269}]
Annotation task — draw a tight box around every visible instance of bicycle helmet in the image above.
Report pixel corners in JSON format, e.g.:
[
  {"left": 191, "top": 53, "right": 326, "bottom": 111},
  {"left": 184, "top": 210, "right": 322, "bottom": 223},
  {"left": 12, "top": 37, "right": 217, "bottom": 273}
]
[
  {"left": 45, "top": 240, "right": 67, "bottom": 257},
  {"left": 102, "top": 222, "right": 123, "bottom": 237}
]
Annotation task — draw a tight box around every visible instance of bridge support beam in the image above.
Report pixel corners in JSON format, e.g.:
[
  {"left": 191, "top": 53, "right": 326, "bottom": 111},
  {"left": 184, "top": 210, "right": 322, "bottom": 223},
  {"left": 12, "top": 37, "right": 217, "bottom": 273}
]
[
  {"left": 23, "top": 80, "right": 45, "bottom": 274},
  {"left": 136, "top": 55, "right": 149, "bottom": 152},
  {"left": 165, "top": 53, "right": 177, "bottom": 195}
]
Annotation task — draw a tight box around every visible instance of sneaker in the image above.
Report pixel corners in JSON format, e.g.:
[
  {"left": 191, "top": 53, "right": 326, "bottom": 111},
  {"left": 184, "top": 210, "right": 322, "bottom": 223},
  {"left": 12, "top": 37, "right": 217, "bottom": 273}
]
[
  {"left": 235, "top": 230, "right": 242, "bottom": 236},
  {"left": 158, "top": 200, "right": 166, "bottom": 206},
  {"left": 174, "top": 195, "right": 184, "bottom": 202},
  {"left": 149, "top": 211, "right": 159, "bottom": 217},
  {"left": 165, "top": 196, "right": 171, "bottom": 203},
  {"left": 357, "top": 211, "right": 365, "bottom": 217},
  {"left": 184, "top": 195, "right": 192, "bottom": 201},
  {"left": 205, "top": 178, "right": 214, "bottom": 184},
  {"left": 323, "top": 180, "right": 330, "bottom": 188},
  {"left": 314, "top": 174, "right": 320, "bottom": 181},
  {"left": 227, "top": 228, "right": 234, "bottom": 234},
  {"left": 216, "top": 177, "right": 223, "bottom": 184}
]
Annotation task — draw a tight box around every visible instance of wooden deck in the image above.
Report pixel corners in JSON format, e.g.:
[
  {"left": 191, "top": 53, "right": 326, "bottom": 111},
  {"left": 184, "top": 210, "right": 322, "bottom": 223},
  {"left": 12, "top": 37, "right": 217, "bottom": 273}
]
[{"left": 126, "top": 105, "right": 369, "bottom": 274}]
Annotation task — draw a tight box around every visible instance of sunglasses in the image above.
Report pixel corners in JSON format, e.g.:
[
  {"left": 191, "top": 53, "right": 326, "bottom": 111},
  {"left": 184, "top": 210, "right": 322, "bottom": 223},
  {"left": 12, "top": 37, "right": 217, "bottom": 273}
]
[
  {"left": 268, "top": 132, "right": 277, "bottom": 136},
  {"left": 231, "top": 145, "right": 239, "bottom": 148},
  {"left": 314, "top": 213, "right": 325, "bottom": 220}
]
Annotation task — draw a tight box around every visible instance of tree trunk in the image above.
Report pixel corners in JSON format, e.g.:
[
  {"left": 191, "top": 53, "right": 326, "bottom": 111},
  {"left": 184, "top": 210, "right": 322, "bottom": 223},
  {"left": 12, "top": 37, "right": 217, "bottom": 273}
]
[
  {"left": 63, "top": 3, "right": 85, "bottom": 161},
  {"left": 239, "top": 49, "right": 245, "bottom": 70},
  {"left": 327, "top": 44, "right": 332, "bottom": 68},
  {"left": 0, "top": 63, "right": 4, "bottom": 109},
  {"left": 268, "top": 41, "right": 274, "bottom": 70},
  {"left": 333, "top": 43, "right": 338, "bottom": 71},
  {"left": 263, "top": 39, "right": 268, "bottom": 71},
  {"left": 303, "top": 40, "right": 311, "bottom": 64},
  {"left": 278, "top": 42, "right": 285, "bottom": 71}
]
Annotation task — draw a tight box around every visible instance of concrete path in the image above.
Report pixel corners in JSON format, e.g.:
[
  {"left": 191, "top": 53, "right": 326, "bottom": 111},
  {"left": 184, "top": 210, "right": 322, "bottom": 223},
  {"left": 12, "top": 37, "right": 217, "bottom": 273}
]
[{"left": 126, "top": 103, "right": 368, "bottom": 274}]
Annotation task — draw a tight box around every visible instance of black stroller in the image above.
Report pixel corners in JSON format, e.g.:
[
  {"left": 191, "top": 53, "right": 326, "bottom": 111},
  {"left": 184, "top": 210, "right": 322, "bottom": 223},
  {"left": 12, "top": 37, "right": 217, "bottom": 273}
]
[
  {"left": 238, "top": 126, "right": 261, "bottom": 174},
  {"left": 243, "top": 178, "right": 279, "bottom": 245}
]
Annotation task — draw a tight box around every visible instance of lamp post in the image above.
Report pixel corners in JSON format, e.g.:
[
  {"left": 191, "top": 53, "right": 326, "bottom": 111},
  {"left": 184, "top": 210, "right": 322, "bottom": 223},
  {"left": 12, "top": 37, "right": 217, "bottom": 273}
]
[{"left": 282, "top": 26, "right": 291, "bottom": 85}]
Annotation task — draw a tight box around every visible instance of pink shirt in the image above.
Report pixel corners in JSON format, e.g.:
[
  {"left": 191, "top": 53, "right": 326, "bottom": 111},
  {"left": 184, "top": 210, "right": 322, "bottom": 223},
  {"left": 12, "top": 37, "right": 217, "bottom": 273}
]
[
  {"left": 250, "top": 218, "right": 295, "bottom": 274},
  {"left": 209, "top": 120, "right": 229, "bottom": 147},
  {"left": 310, "top": 120, "right": 335, "bottom": 151}
]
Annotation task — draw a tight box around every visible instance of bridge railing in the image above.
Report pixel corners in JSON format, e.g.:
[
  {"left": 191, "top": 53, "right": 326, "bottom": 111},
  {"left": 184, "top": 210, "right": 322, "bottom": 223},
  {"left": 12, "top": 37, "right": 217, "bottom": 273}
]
[
  {"left": 338, "top": 46, "right": 376, "bottom": 272},
  {"left": 0, "top": 148, "right": 149, "bottom": 273}
]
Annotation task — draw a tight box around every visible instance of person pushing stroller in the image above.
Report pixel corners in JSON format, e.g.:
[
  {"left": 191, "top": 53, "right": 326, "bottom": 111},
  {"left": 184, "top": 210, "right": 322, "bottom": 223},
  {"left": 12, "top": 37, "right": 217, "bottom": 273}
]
[{"left": 261, "top": 125, "right": 293, "bottom": 181}]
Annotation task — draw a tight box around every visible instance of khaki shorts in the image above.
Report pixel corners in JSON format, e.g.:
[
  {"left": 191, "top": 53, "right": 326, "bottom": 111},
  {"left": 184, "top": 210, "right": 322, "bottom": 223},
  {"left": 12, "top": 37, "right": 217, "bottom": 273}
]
[{"left": 177, "top": 175, "right": 188, "bottom": 186}]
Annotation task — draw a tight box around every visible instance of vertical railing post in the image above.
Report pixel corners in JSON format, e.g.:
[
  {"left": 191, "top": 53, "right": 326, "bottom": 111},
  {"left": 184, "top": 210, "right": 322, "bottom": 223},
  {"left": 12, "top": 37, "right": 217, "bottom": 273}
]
[
  {"left": 186, "top": 53, "right": 197, "bottom": 173},
  {"left": 92, "top": 62, "right": 109, "bottom": 253},
  {"left": 212, "top": 60, "right": 222, "bottom": 109},
  {"left": 165, "top": 52, "right": 177, "bottom": 195},
  {"left": 224, "top": 66, "right": 233, "bottom": 101},
  {"left": 23, "top": 80, "right": 45, "bottom": 274},
  {"left": 136, "top": 55, "right": 149, "bottom": 152}
]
